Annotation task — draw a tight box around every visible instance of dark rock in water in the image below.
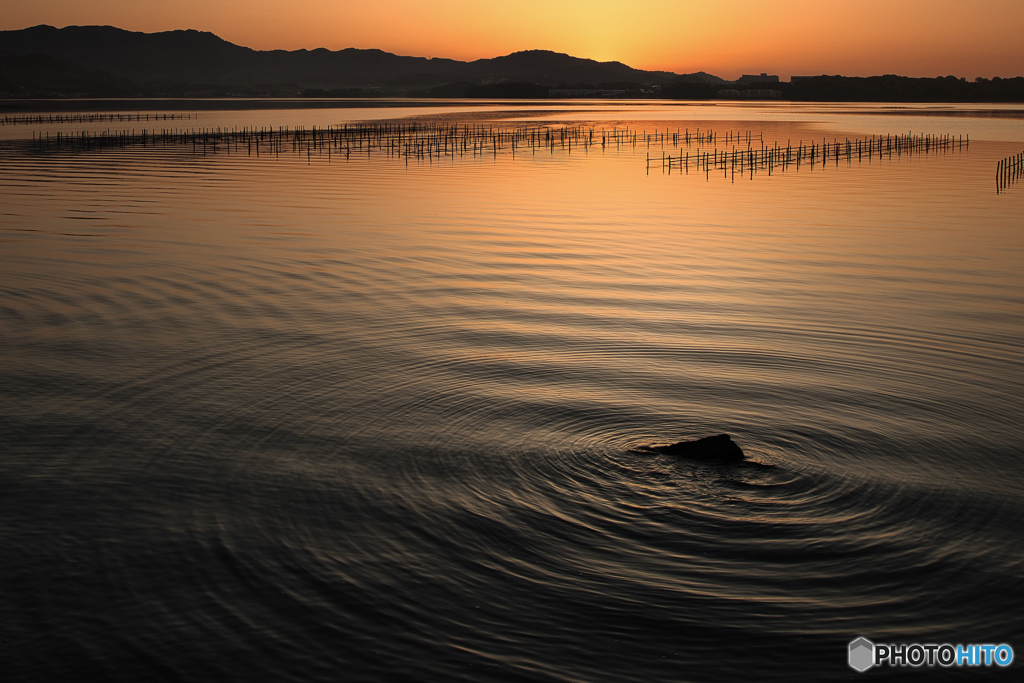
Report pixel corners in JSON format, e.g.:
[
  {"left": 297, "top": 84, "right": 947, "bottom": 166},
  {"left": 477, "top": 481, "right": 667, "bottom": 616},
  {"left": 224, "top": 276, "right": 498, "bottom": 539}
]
[{"left": 644, "top": 434, "right": 745, "bottom": 461}]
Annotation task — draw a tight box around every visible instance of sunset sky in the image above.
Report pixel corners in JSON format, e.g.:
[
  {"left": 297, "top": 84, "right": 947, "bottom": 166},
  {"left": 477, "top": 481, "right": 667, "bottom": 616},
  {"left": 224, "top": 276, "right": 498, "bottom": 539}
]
[{"left": 3, "top": 0, "right": 1023, "bottom": 80}]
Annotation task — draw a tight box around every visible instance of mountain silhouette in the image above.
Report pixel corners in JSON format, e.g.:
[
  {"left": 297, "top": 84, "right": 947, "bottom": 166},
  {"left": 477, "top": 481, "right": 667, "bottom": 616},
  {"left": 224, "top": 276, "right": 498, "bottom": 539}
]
[
  {"left": 0, "top": 25, "right": 724, "bottom": 93},
  {"left": 0, "top": 50, "right": 139, "bottom": 96}
]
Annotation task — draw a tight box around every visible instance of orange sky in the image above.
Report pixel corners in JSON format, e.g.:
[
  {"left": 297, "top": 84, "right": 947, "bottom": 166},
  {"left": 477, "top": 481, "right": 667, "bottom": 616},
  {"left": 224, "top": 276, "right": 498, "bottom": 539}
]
[{"left": 4, "top": 0, "right": 1023, "bottom": 79}]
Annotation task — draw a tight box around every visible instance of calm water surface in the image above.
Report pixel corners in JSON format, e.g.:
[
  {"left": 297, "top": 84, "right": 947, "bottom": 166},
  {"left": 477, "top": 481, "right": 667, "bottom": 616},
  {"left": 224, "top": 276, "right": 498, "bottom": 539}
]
[{"left": 1, "top": 102, "right": 1023, "bottom": 681}]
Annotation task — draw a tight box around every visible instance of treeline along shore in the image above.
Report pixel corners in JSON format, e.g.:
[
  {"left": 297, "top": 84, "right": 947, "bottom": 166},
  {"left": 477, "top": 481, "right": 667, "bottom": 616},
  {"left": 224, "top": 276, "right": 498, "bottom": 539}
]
[
  {"left": 661, "top": 75, "right": 1024, "bottom": 103},
  {"left": 303, "top": 77, "right": 1024, "bottom": 102}
]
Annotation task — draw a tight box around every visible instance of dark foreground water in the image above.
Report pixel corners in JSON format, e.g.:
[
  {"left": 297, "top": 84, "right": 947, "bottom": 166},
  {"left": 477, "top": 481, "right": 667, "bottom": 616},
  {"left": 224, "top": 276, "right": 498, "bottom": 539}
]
[{"left": 1, "top": 103, "right": 1023, "bottom": 681}]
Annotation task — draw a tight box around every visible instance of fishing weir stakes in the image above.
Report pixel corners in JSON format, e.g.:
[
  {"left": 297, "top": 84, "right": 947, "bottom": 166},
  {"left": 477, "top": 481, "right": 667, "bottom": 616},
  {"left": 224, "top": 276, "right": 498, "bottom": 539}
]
[
  {"left": 17, "top": 121, "right": 967, "bottom": 181},
  {"left": 650, "top": 131, "right": 967, "bottom": 181},
  {"left": 997, "top": 150, "right": 1024, "bottom": 194},
  {"left": 3, "top": 112, "right": 195, "bottom": 126}
]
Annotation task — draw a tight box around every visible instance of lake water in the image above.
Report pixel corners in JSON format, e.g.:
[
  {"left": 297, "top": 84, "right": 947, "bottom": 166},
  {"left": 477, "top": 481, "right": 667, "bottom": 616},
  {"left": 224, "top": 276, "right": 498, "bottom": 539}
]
[{"left": 2, "top": 101, "right": 1023, "bottom": 681}]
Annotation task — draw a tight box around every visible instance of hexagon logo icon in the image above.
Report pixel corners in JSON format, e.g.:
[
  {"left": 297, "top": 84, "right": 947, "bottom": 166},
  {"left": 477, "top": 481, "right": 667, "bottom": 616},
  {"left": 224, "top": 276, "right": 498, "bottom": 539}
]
[{"left": 849, "top": 637, "right": 875, "bottom": 672}]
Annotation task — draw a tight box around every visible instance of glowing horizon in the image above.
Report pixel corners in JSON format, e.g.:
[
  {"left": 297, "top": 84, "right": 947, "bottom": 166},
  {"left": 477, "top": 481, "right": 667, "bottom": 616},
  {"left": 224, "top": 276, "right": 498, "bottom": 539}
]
[{"left": 3, "top": 0, "right": 1023, "bottom": 81}]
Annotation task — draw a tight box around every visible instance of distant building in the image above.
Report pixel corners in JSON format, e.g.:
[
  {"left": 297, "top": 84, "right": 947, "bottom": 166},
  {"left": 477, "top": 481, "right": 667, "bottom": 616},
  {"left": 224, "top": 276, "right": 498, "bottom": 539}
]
[
  {"left": 736, "top": 73, "right": 780, "bottom": 85},
  {"left": 717, "top": 89, "right": 782, "bottom": 99}
]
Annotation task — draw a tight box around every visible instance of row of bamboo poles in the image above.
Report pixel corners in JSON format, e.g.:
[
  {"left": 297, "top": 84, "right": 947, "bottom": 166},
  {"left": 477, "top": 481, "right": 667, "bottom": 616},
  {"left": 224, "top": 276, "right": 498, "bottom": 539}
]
[
  {"left": 22, "top": 121, "right": 965, "bottom": 180},
  {"left": 3, "top": 112, "right": 194, "bottom": 126},
  {"left": 650, "top": 132, "right": 966, "bottom": 179},
  {"left": 996, "top": 149, "right": 1023, "bottom": 193},
  {"left": 25, "top": 122, "right": 731, "bottom": 158}
]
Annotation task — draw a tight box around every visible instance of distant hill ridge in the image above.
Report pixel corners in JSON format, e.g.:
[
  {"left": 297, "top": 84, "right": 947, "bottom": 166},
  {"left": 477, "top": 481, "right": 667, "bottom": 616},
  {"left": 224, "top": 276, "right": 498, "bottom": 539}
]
[
  {"left": 0, "top": 50, "right": 139, "bottom": 97},
  {"left": 0, "top": 24, "right": 725, "bottom": 92}
]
